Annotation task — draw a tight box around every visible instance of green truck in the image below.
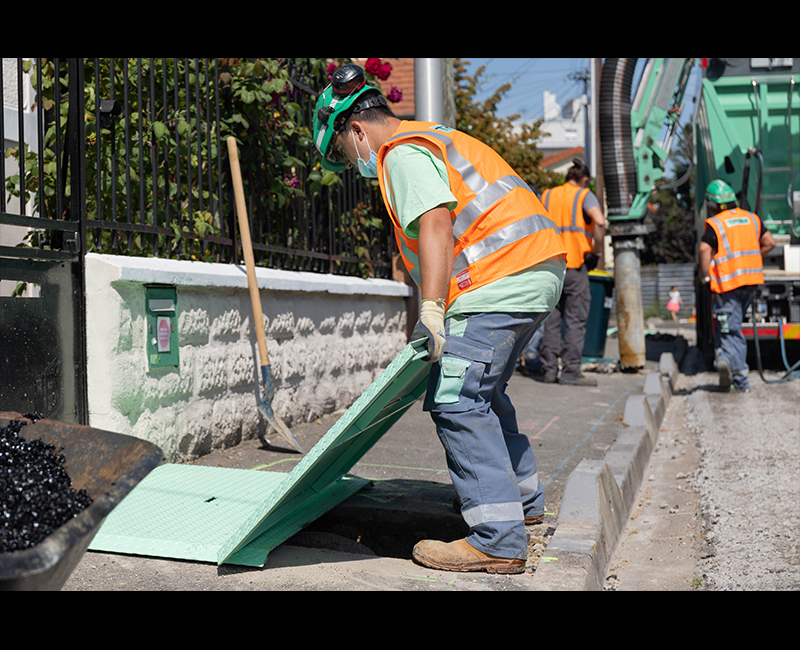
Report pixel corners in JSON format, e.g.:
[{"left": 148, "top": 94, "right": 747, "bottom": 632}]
[{"left": 599, "top": 58, "right": 800, "bottom": 368}]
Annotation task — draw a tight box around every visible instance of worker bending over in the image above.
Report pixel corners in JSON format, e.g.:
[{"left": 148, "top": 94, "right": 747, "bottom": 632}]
[{"left": 313, "top": 64, "right": 566, "bottom": 574}]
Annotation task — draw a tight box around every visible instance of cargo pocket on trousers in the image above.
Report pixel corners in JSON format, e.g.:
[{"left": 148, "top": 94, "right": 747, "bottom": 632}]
[
  {"left": 433, "top": 356, "right": 472, "bottom": 404},
  {"left": 426, "top": 336, "right": 495, "bottom": 410}
]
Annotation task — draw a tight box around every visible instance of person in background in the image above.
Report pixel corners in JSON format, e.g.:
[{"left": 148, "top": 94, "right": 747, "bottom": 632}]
[
  {"left": 699, "top": 179, "right": 775, "bottom": 392},
  {"left": 539, "top": 159, "right": 606, "bottom": 386},
  {"left": 667, "top": 285, "right": 683, "bottom": 321}
]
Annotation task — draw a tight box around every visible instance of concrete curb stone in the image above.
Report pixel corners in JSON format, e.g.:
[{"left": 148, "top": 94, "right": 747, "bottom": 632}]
[{"left": 531, "top": 352, "right": 677, "bottom": 591}]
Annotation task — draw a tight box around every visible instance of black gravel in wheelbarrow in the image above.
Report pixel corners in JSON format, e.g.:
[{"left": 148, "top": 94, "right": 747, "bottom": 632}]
[{"left": 1, "top": 419, "right": 93, "bottom": 553}]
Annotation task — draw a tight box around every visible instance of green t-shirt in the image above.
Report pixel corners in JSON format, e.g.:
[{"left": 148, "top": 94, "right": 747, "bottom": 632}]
[{"left": 382, "top": 143, "right": 564, "bottom": 317}]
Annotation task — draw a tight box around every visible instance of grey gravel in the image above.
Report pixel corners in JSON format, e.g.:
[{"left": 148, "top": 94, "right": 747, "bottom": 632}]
[{"left": 686, "top": 371, "right": 800, "bottom": 591}]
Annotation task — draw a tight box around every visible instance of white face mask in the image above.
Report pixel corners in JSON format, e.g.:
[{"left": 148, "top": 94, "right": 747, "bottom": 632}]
[{"left": 351, "top": 129, "right": 378, "bottom": 178}]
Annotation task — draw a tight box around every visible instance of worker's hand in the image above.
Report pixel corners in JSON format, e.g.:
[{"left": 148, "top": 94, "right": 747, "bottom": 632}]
[
  {"left": 412, "top": 299, "right": 446, "bottom": 363},
  {"left": 584, "top": 252, "right": 599, "bottom": 271}
]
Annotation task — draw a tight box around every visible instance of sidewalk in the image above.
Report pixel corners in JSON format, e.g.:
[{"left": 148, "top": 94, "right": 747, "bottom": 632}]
[{"left": 63, "top": 323, "right": 694, "bottom": 591}]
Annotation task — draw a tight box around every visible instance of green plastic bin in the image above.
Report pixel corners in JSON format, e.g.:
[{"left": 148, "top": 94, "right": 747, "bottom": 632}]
[{"left": 583, "top": 270, "right": 615, "bottom": 358}]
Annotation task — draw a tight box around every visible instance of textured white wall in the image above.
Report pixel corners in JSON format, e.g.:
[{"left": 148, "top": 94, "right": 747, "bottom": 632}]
[{"left": 85, "top": 254, "right": 413, "bottom": 462}]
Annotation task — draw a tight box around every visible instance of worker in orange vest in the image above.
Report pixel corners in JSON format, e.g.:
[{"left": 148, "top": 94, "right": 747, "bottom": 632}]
[
  {"left": 699, "top": 179, "right": 775, "bottom": 391},
  {"left": 313, "top": 64, "right": 566, "bottom": 574},
  {"left": 539, "top": 159, "right": 606, "bottom": 386}
]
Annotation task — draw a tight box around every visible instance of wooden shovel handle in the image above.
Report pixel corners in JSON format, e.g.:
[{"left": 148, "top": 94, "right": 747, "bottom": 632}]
[{"left": 227, "top": 136, "right": 269, "bottom": 367}]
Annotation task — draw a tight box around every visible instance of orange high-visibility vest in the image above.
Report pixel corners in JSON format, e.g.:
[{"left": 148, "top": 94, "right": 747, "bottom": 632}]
[
  {"left": 706, "top": 208, "right": 764, "bottom": 293},
  {"left": 376, "top": 121, "right": 566, "bottom": 309},
  {"left": 542, "top": 183, "right": 594, "bottom": 269}
]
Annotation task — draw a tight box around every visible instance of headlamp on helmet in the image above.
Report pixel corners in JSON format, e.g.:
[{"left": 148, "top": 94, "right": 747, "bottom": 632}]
[{"left": 313, "top": 64, "right": 387, "bottom": 171}]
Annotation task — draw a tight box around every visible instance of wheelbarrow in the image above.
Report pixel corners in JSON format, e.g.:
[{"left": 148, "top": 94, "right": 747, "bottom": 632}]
[{"left": 0, "top": 413, "right": 163, "bottom": 590}]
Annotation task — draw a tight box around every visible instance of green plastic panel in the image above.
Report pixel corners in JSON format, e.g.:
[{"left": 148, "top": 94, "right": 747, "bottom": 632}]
[{"left": 89, "top": 339, "right": 432, "bottom": 567}]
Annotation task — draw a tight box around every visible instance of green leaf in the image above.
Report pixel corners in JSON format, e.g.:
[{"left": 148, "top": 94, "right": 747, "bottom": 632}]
[{"left": 152, "top": 121, "right": 168, "bottom": 140}]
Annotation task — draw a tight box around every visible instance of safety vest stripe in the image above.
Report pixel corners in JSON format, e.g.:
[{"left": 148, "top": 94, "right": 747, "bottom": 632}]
[
  {"left": 452, "top": 213, "right": 558, "bottom": 276},
  {"left": 557, "top": 225, "right": 594, "bottom": 240},
  {"left": 714, "top": 265, "right": 765, "bottom": 284},
  {"left": 387, "top": 129, "right": 540, "bottom": 242},
  {"left": 544, "top": 186, "right": 594, "bottom": 252},
  {"left": 461, "top": 501, "right": 525, "bottom": 528},
  {"left": 748, "top": 211, "right": 760, "bottom": 241},
  {"left": 709, "top": 216, "right": 730, "bottom": 255},
  {"left": 571, "top": 188, "right": 586, "bottom": 228},
  {"left": 544, "top": 187, "right": 588, "bottom": 227},
  {"left": 715, "top": 248, "right": 762, "bottom": 263},
  {"left": 452, "top": 174, "right": 532, "bottom": 240},
  {"left": 710, "top": 211, "right": 758, "bottom": 257},
  {"left": 386, "top": 129, "right": 488, "bottom": 196}
]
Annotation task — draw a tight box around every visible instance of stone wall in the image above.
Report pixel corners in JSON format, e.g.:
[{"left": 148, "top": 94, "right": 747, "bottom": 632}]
[{"left": 85, "top": 253, "right": 413, "bottom": 462}]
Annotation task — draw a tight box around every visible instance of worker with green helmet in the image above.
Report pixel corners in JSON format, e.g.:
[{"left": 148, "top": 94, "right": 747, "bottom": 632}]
[
  {"left": 313, "top": 63, "right": 566, "bottom": 574},
  {"left": 699, "top": 179, "right": 775, "bottom": 391}
]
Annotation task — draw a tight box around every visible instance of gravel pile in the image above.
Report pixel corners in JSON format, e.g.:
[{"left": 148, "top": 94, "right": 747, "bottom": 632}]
[
  {"left": 685, "top": 373, "right": 800, "bottom": 590},
  {"left": 1, "top": 419, "right": 93, "bottom": 553}
]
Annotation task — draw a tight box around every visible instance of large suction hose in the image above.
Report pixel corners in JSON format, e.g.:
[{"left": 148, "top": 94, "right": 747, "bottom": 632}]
[{"left": 599, "top": 58, "right": 638, "bottom": 217}]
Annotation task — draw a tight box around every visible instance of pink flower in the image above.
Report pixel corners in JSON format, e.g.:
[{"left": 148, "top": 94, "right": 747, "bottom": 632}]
[
  {"left": 387, "top": 86, "right": 403, "bottom": 103},
  {"left": 365, "top": 58, "right": 383, "bottom": 76},
  {"left": 377, "top": 62, "right": 393, "bottom": 81}
]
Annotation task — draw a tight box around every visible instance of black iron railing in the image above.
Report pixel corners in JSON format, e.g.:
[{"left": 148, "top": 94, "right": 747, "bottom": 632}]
[{"left": 0, "top": 57, "right": 394, "bottom": 279}]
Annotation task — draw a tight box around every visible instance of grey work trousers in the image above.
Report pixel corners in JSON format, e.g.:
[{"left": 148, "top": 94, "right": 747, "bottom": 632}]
[
  {"left": 423, "top": 312, "right": 549, "bottom": 559},
  {"left": 540, "top": 266, "right": 590, "bottom": 379},
  {"left": 713, "top": 286, "right": 754, "bottom": 390}
]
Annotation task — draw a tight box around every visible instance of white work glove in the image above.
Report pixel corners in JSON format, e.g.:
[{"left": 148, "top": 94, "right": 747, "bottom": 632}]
[{"left": 412, "top": 299, "right": 446, "bottom": 363}]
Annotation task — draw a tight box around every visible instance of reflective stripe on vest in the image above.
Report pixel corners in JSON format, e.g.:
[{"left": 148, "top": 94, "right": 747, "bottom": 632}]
[
  {"left": 377, "top": 121, "right": 566, "bottom": 308},
  {"left": 542, "top": 183, "right": 594, "bottom": 269},
  {"left": 707, "top": 209, "right": 764, "bottom": 293}
]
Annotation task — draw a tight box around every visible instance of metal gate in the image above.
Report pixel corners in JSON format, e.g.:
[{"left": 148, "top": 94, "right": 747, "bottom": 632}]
[{"left": 1, "top": 58, "right": 88, "bottom": 423}]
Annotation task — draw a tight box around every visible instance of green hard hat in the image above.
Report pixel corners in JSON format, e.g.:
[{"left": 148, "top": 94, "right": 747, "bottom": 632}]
[
  {"left": 313, "top": 64, "right": 387, "bottom": 172},
  {"left": 705, "top": 179, "right": 738, "bottom": 207}
]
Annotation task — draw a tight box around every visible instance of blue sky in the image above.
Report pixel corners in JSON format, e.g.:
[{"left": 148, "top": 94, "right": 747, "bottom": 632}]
[
  {"left": 461, "top": 58, "right": 703, "bottom": 126},
  {"left": 460, "top": 58, "right": 595, "bottom": 121}
]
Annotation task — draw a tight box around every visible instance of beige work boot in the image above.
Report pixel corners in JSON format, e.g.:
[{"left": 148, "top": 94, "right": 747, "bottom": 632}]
[{"left": 412, "top": 538, "right": 526, "bottom": 574}]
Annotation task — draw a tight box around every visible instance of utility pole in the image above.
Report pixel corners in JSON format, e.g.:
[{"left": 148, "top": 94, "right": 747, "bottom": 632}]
[
  {"left": 415, "top": 58, "right": 444, "bottom": 124},
  {"left": 568, "top": 67, "right": 591, "bottom": 172}
]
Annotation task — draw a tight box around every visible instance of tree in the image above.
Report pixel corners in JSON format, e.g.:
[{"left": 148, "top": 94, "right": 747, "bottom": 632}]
[
  {"left": 454, "top": 59, "right": 557, "bottom": 190},
  {"left": 641, "top": 121, "right": 697, "bottom": 265}
]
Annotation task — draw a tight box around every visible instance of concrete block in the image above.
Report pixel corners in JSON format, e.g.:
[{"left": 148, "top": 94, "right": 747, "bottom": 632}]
[
  {"left": 644, "top": 370, "right": 670, "bottom": 405},
  {"left": 535, "top": 460, "right": 626, "bottom": 591},
  {"left": 646, "top": 395, "right": 666, "bottom": 430},
  {"left": 603, "top": 425, "right": 654, "bottom": 513},
  {"left": 622, "top": 394, "right": 656, "bottom": 441},
  {"left": 659, "top": 351, "right": 679, "bottom": 393}
]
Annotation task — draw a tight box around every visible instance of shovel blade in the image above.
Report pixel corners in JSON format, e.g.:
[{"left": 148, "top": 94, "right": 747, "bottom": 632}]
[{"left": 258, "top": 365, "right": 302, "bottom": 453}]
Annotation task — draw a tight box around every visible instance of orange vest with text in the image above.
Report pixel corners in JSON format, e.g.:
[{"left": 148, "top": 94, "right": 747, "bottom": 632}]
[
  {"left": 706, "top": 208, "right": 764, "bottom": 293},
  {"left": 542, "top": 182, "right": 594, "bottom": 269},
  {"left": 376, "top": 121, "right": 566, "bottom": 310}
]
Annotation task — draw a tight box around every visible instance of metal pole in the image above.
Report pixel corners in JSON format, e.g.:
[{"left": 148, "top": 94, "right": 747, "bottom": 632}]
[
  {"left": 613, "top": 237, "right": 646, "bottom": 369},
  {"left": 414, "top": 58, "right": 444, "bottom": 123}
]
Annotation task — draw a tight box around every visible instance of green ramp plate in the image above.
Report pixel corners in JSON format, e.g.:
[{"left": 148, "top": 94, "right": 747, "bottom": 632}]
[{"left": 89, "top": 339, "right": 431, "bottom": 567}]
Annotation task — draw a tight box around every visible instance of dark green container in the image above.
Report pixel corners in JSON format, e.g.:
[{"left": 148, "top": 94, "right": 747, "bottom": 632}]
[{"left": 583, "top": 271, "right": 615, "bottom": 358}]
